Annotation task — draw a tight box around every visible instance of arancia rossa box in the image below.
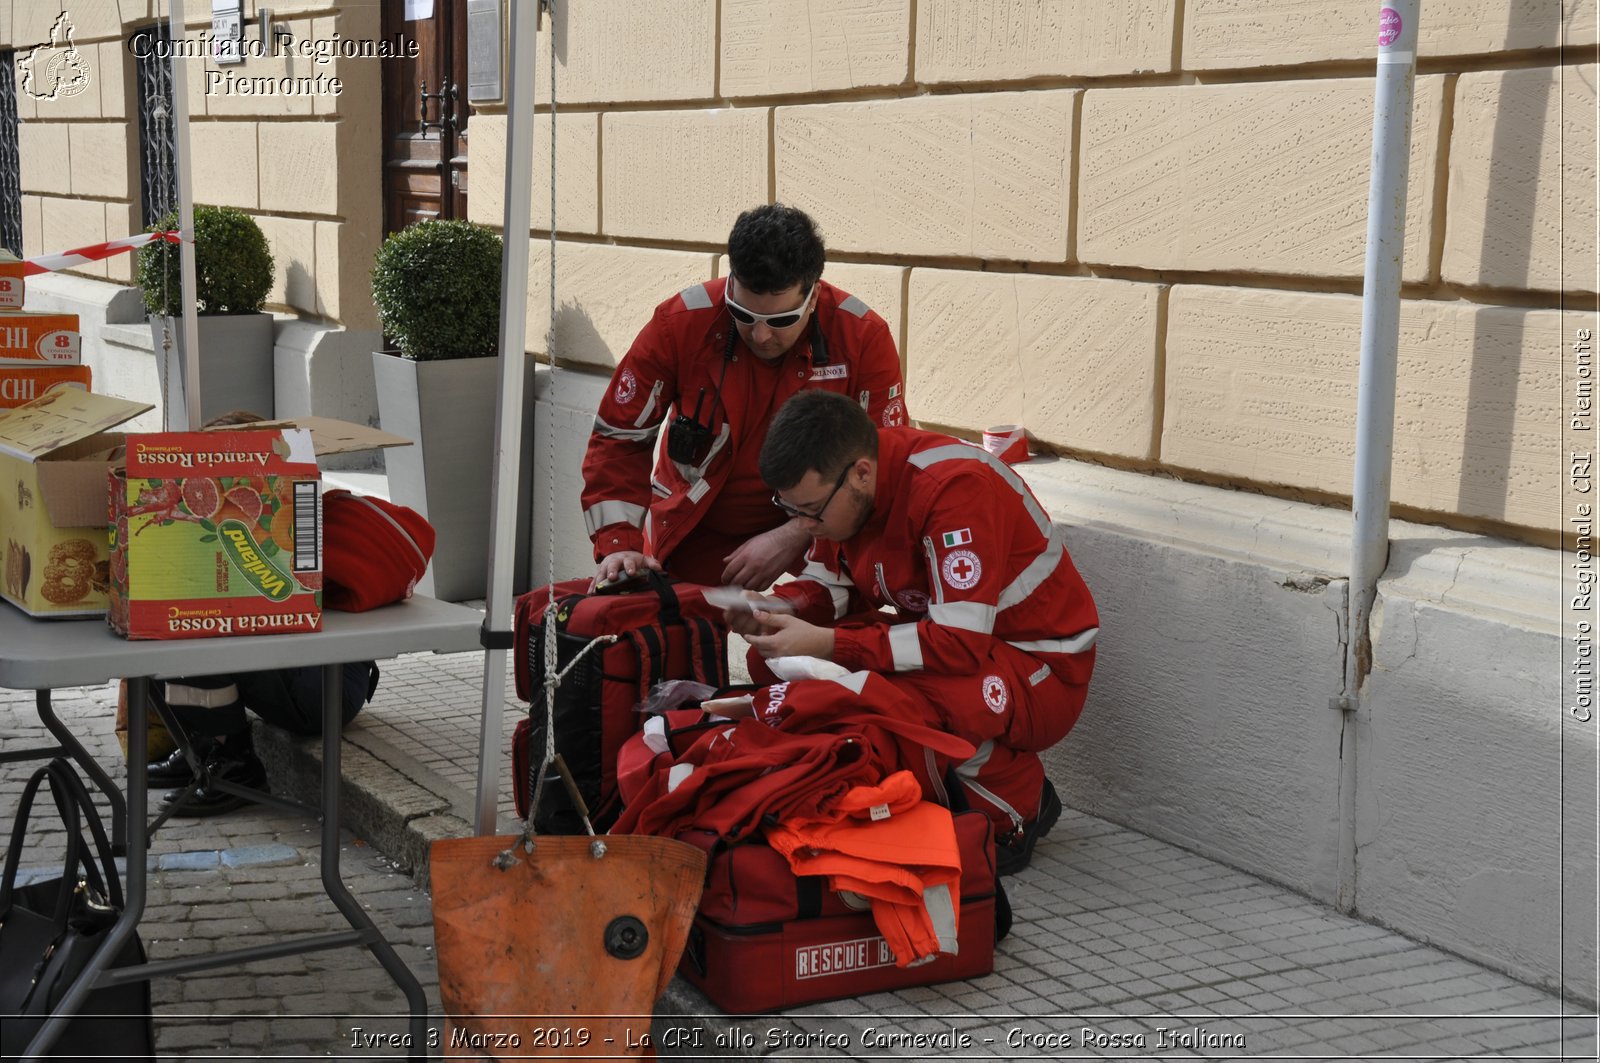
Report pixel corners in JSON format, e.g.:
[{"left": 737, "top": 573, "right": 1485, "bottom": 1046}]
[{"left": 109, "top": 428, "right": 323, "bottom": 639}]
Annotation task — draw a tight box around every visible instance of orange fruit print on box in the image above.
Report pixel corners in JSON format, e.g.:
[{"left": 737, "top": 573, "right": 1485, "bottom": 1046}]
[{"left": 108, "top": 428, "right": 322, "bottom": 640}]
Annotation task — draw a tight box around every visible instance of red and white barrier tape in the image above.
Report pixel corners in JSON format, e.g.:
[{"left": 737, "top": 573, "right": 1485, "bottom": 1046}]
[
  {"left": 982, "top": 424, "right": 1030, "bottom": 464},
  {"left": 23, "top": 231, "right": 181, "bottom": 276}
]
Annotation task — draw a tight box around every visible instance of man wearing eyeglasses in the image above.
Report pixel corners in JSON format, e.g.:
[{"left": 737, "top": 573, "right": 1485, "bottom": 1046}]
[
  {"left": 726, "top": 390, "right": 1099, "bottom": 875},
  {"left": 582, "top": 204, "right": 908, "bottom": 591}
]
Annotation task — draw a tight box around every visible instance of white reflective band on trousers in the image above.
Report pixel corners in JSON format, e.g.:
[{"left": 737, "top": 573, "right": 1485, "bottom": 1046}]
[{"left": 164, "top": 681, "right": 240, "bottom": 709}]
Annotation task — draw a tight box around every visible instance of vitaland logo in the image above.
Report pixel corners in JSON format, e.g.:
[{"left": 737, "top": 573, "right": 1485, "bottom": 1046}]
[{"left": 19, "top": 12, "right": 92, "bottom": 103}]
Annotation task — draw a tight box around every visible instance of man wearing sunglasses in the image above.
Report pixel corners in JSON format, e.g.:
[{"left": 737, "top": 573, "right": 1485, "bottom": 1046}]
[
  {"left": 725, "top": 390, "right": 1099, "bottom": 875},
  {"left": 582, "top": 204, "right": 907, "bottom": 591}
]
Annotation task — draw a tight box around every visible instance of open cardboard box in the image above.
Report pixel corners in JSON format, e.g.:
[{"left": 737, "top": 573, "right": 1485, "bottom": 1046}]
[
  {"left": 0, "top": 391, "right": 413, "bottom": 620},
  {"left": 0, "top": 389, "right": 152, "bottom": 617}
]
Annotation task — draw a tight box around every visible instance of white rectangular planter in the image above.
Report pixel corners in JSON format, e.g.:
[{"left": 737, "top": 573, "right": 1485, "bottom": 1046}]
[
  {"left": 149, "top": 313, "right": 276, "bottom": 428},
  {"left": 373, "top": 351, "right": 534, "bottom": 602}
]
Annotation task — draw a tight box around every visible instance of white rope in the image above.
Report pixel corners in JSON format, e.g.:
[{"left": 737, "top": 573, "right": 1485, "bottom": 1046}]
[
  {"left": 509, "top": 0, "right": 596, "bottom": 855},
  {"left": 540, "top": 0, "right": 560, "bottom": 817},
  {"left": 154, "top": 1, "right": 174, "bottom": 432}
]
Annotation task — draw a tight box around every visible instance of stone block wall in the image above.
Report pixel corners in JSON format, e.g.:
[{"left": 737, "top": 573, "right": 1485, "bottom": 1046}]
[
  {"left": 472, "top": 1, "right": 1594, "bottom": 543},
  {"left": 13, "top": 2, "right": 380, "bottom": 327},
  {"left": 16, "top": 3, "right": 1591, "bottom": 541}
]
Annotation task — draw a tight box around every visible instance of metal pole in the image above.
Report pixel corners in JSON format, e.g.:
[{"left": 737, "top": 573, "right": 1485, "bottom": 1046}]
[
  {"left": 167, "top": 0, "right": 203, "bottom": 431},
  {"left": 474, "top": 0, "right": 540, "bottom": 834},
  {"left": 1338, "top": 0, "right": 1420, "bottom": 913}
]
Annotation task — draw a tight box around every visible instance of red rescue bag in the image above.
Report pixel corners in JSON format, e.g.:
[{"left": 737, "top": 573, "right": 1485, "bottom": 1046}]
[
  {"left": 680, "top": 810, "right": 1005, "bottom": 1013},
  {"left": 512, "top": 573, "right": 727, "bottom": 832}
]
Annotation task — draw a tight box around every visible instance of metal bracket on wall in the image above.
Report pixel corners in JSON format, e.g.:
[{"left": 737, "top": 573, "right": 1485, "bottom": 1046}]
[{"left": 257, "top": 8, "right": 292, "bottom": 47}]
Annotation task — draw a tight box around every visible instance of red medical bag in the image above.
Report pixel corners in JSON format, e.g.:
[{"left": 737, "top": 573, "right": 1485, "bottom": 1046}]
[
  {"left": 678, "top": 809, "right": 1006, "bottom": 1012},
  {"left": 511, "top": 574, "right": 727, "bottom": 832}
]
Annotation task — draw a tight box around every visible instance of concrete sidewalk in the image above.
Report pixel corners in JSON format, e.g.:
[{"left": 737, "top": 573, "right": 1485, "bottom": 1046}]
[{"left": 2, "top": 626, "right": 1595, "bottom": 1060}]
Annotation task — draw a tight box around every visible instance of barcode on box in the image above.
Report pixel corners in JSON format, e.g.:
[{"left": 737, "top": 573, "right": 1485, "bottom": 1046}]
[{"left": 293, "top": 481, "right": 320, "bottom": 572}]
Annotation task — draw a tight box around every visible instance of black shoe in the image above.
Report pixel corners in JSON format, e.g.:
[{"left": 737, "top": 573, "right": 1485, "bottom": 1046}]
[
  {"left": 996, "top": 779, "right": 1062, "bottom": 877},
  {"left": 146, "top": 741, "right": 213, "bottom": 787},
  {"left": 162, "top": 748, "right": 268, "bottom": 818}
]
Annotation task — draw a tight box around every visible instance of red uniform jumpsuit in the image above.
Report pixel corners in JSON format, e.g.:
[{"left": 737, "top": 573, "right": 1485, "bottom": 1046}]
[
  {"left": 765, "top": 427, "right": 1099, "bottom": 839},
  {"left": 581, "top": 277, "right": 906, "bottom": 585}
]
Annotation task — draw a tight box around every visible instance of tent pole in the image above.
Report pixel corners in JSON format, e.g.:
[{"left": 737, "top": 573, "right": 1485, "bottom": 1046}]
[
  {"left": 473, "top": 0, "right": 540, "bottom": 834},
  {"left": 1338, "top": 0, "right": 1421, "bottom": 913},
  {"left": 167, "top": 0, "right": 202, "bottom": 431}
]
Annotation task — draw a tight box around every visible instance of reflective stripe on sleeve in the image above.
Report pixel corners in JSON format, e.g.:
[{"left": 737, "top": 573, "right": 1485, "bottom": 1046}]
[
  {"left": 801, "top": 559, "right": 852, "bottom": 619},
  {"left": 584, "top": 499, "right": 648, "bottom": 536},
  {"left": 1007, "top": 626, "right": 1099, "bottom": 656},
  {"left": 679, "top": 283, "right": 712, "bottom": 310},
  {"left": 928, "top": 599, "right": 996, "bottom": 634},
  {"left": 888, "top": 623, "right": 924, "bottom": 671},
  {"left": 592, "top": 415, "right": 656, "bottom": 442},
  {"left": 997, "top": 531, "right": 1064, "bottom": 611},
  {"left": 838, "top": 294, "right": 870, "bottom": 318},
  {"left": 909, "top": 444, "right": 1052, "bottom": 536}
]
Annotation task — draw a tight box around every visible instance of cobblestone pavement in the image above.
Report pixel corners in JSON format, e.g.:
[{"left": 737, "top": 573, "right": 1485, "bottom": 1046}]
[{"left": 2, "top": 644, "right": 1596, "bottom": 1061}]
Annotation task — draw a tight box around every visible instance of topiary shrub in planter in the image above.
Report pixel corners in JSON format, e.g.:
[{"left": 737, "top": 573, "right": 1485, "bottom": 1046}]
[
  {"left": 138, "top": 204, "right": 274, "bottom": 316},
  {"left": 138, "top": 204, "right": 277, "bottom": 426},
  {"left": 370, "top": 220, "right": 513, "bottom": 601},
  {"left": 371, "top": 219, "right": 501, "bottom": 361}
]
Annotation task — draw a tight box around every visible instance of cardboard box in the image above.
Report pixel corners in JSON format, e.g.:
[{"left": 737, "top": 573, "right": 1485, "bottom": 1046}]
[
  {"left": 0, "top": 254, "right": 26, "bottom": 310},
  {"left": 110, "top": 428, "right": 324, "bottom": 640},
  {"left": 0, "top": 389, "right": 153, "bottom": 617},
  {"left": 0, "top": 364, "right": 93, "bottom": 409},
  {"left": 0, "top": 310, "right": 81, "bottom": 365}
]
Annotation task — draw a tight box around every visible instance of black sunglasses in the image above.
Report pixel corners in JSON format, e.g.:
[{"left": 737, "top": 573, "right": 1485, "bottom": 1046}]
[{"left": 772, "top": 464, "right": 850, "bottom": 521}]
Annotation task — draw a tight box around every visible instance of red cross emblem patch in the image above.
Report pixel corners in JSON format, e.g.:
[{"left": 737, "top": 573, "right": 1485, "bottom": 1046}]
[
  {"left": 940, "top": 548, "right": 981, "bottom": 590},
  {"left": 982, "top": 675, "right": 1008, "bottom": 713}
]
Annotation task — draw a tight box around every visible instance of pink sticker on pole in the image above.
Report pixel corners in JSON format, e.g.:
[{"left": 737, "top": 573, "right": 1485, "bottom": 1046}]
[{"left": 1378, "top": 7, "right": 1402, "bottom": 46}]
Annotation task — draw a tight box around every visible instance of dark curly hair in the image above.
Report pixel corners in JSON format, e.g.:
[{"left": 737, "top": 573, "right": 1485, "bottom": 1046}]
[
  {"left": 759, "top": 390, "right": 879, "bottom": 492},
  {"left": 726, "top": 203, "right": 825, "bottom": 294}
]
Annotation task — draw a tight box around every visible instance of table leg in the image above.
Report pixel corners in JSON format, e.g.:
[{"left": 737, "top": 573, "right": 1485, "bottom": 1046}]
[
  {"left": 315, "top": 662, "right": 430, "bottom": 1060},
  {"left": 25, "top": 677, "right": 151, "bottom": 1057}
]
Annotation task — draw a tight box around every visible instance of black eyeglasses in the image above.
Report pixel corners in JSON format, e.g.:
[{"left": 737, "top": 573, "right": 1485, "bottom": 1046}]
[
  {"left": 726, "top": 280, "right": 813, "bottom": 330},
  {"left": 772, "top": 464, "right": 850, "bottom": 521}
]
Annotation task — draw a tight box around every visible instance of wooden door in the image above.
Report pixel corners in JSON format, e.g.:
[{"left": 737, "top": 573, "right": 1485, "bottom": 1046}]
[{"left": 382, "top": 0, "right": 469, "bottom": 234}]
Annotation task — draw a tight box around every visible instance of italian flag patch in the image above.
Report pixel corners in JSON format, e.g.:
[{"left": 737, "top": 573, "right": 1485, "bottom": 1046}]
[{"left": 942, "top": 528, "right": 972, "bottom": 548}]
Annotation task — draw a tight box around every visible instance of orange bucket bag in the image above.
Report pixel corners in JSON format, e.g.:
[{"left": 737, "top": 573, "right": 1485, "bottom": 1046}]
[
  {"left": 430, "top": 832, "right": 706, "bottom": 1058},
  {"left": 432, "top": 620, "right": 706, "bottom": 1059}
]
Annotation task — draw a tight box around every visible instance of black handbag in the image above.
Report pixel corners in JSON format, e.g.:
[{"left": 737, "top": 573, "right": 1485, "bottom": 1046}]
[{"left": 0, "top": 758, "right": 155, "bottom": 1059}]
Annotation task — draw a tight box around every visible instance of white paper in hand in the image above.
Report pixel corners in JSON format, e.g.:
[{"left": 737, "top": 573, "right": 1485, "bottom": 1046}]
[{"left": 703, "top": 586, "right": 795, "bottom": 614}]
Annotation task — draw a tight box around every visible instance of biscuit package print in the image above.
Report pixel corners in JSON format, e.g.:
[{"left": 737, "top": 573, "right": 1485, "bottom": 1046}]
[
  {"left": 109, "top": 429, "right": 323, "bottom": 640},
  {"left": 0, "top": 388, "right": 151, "bottom": 617}
]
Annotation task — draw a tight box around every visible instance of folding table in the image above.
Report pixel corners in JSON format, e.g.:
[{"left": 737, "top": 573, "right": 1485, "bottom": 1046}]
[{"left": 0, "top": 595, "right": 483, "bottom": 1060}]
